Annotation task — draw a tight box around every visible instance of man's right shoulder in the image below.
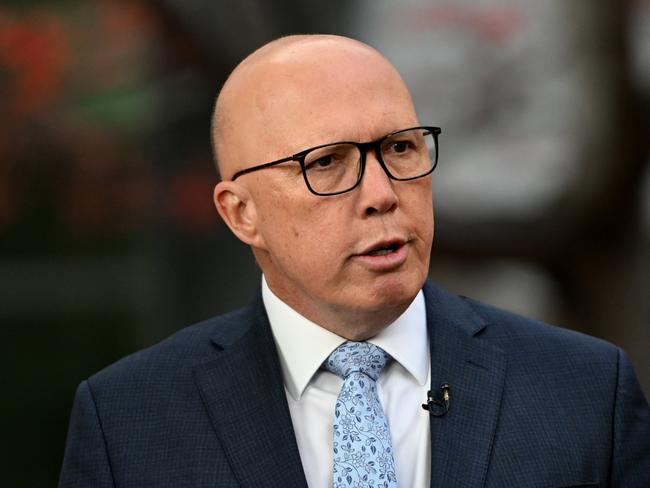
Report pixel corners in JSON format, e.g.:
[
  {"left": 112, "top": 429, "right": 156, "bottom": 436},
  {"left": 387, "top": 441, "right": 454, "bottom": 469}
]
[{"left": 87, "top": 304, "right": 258, "bottom": 392}]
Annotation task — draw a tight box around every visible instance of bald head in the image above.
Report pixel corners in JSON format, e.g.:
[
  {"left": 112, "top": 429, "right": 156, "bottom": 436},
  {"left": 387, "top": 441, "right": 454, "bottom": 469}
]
[{"left": 211, "top": 34, "right": 415, "bottom": 180}]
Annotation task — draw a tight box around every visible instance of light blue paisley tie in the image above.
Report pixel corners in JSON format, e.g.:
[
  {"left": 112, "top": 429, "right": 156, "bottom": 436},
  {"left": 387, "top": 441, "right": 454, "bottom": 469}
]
[{"left": 325, "top": 341, "right": 398, "bottom": 488}]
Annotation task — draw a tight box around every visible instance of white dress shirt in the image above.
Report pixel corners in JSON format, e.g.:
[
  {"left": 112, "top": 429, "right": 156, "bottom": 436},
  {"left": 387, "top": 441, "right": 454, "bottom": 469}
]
[{"left": 262, "top": 276, "right": 431, "bottom": 488}]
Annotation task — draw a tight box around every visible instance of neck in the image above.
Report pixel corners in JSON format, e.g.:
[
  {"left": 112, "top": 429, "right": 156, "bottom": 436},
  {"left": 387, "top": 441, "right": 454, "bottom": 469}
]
[{"left": 262, "top": 276, "right": 408, "bottom": 341}]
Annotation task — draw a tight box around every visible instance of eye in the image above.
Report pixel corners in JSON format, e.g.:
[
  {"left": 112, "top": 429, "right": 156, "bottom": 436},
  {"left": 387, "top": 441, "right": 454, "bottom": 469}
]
[
  {"left": 385, "top": 139, "right": 416, "bottom": 156},
  {"left": 308, "top": 155, "right": 333, "bottom": 169},
  {"left": 304, "top": 147, "right": 349, "bottom": 171},
  {"left": 390, "top": 141, "right": 411, "bottom": 153}
]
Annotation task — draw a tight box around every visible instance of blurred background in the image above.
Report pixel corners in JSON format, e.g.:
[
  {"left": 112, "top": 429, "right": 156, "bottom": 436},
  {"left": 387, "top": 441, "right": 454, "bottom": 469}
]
[{"left": 1, "top": 0, "right": 649, "bottom": 485}]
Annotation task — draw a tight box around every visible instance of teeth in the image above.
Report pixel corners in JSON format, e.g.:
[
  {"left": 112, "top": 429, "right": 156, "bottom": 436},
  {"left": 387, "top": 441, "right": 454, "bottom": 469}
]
[{"left": 368, "top": 248, "right": 393, "bottom": 256}]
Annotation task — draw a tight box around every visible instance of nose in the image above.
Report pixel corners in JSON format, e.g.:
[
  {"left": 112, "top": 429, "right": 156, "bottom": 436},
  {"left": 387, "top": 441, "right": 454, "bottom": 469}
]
[{"left": 357, "top": 149, "right": 399, "bottom": 216}]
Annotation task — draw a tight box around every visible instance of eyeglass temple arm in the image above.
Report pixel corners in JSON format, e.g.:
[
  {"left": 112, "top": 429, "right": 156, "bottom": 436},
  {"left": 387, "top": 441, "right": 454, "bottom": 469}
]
[{"left": 231, "top": 155, "right": 296, "bottom": 181}]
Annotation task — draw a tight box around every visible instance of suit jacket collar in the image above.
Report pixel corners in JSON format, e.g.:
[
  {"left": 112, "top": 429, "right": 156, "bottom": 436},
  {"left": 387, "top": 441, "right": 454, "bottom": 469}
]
[
  {"left": 193, "top": 294, "right": 308, "bottom": 487},
  {"left": 423, "top": 280, "right": 506, "bottom": 487}
]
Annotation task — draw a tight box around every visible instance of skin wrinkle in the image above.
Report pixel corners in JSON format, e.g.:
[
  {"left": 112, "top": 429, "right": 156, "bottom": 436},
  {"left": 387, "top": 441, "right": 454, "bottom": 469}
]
[{"left": 212, "top": 35, "right": 434, "bottom": 340}]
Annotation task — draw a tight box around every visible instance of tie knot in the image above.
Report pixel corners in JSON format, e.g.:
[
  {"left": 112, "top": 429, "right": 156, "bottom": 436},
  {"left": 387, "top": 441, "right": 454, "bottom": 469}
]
[{"left": 324, "top": 341, "right": 390, "bottom": 381}]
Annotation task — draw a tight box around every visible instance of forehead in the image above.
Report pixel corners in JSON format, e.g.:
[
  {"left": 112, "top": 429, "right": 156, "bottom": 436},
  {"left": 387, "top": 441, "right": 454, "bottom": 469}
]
[{"left": 219, "top": 40, "right": 418, "bottom": 169}]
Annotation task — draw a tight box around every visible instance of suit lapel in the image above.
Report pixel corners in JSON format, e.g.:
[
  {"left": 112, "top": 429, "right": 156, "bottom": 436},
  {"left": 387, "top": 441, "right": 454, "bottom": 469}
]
[
  {"left": 193, "top": 297, "right": 308, "bottom": 487},
  {"left": 424, "top": 282, "right": 506, "bottom": 487}
]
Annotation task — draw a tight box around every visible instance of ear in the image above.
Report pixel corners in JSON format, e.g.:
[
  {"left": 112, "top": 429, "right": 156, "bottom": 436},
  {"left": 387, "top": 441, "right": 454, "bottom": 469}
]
[{"left": 213, "top": 181, "right": 267, "bottom": 249}]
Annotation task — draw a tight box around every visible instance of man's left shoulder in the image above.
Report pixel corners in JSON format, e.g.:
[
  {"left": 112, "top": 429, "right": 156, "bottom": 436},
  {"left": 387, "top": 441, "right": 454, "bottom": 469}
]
[
  {"left": 460, "top": 295, "right": 622, "bottom": 378},
  {"left": 466, "top": 296, "right": 613, "bottom": 349}
]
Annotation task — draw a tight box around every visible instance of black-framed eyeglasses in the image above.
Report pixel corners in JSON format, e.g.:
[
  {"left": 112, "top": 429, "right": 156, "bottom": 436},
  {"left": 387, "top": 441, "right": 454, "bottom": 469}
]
[{"left": 231, "top": 126, "right": 441, "bottom": 196}]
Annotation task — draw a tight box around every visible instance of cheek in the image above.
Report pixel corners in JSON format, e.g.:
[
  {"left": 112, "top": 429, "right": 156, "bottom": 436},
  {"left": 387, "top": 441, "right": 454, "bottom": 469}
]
[
  {"left": 257, "top": 193, "right": 332, "bottom": 254},
  {"left": 406, "top": 188, "right": 434, "bottom": 250},
  {"left": 405, "top": 183, "right": 433, "bottom": 218},
  {"left": 283, "top": 206, "right": 350, "bottom": 269}
]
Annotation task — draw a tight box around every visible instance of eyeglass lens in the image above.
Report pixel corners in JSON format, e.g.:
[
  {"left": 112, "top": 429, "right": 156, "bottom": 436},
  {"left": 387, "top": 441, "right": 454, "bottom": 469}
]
[{"left": 303, "top": 128, "right": 436, "bottom": 195}]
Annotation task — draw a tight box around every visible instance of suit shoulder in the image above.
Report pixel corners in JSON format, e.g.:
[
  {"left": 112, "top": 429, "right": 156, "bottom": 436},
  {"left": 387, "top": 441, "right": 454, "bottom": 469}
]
[
  {"left": 455, "top": 296, "right": 629, "bottom": 403},
  {"left": 87, "top": 305, "right": 254, "bottom": 390},
  {"left": 460, "top": 295, "right": 620, "bottom": 363}
]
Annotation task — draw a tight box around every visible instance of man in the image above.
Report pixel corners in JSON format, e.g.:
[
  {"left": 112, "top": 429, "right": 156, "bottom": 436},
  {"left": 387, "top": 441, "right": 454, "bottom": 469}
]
[{"left": 60, "top": 35, "right": 650, "bottom": 487}]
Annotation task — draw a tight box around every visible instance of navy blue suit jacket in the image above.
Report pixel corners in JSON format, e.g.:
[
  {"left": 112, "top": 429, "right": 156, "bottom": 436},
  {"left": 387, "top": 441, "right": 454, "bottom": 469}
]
[{"left": 60, "top": 281, "right": 650, "bottom": 487}]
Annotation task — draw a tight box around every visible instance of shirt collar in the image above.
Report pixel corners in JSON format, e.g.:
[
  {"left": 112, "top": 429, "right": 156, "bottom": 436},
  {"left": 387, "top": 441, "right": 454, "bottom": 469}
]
[{"left": 262, "top": 276, "right": 429, "bottom": 401}]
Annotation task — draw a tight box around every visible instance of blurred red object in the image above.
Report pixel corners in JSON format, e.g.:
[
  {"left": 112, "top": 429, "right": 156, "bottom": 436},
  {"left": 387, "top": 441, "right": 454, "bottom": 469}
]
[{"left": 0, "top": 9, "right": 68, "bottom": 119}]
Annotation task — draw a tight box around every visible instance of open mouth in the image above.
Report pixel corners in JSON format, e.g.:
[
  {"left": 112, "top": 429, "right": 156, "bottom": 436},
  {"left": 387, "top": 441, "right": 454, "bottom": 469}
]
[
  {"left": 354, "top": 239, "right": 409, "bottom": 269},
  {"left": 365, "top": 242, "right": 402, "bottom": 256}
]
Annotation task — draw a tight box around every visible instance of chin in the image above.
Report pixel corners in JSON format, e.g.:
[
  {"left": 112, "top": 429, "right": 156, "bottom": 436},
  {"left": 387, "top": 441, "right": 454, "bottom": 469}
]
[{"left": 364, "top": 271, "right": 424, "bottom": 311}]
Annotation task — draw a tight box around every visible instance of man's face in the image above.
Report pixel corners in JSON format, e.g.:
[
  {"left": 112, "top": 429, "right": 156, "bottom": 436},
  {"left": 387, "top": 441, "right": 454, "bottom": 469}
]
[{"left": 216, "top": 38, "right": 434, "bottom": 337}]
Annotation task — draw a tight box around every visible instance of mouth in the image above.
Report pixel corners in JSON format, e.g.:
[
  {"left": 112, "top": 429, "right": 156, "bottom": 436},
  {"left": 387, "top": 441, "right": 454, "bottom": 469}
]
[
  {"left": 363, "top": 241, "right": 404, "bottom": 256},
  {"left": 352, "top": 238, "right": 410, "bottom": 271}
]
